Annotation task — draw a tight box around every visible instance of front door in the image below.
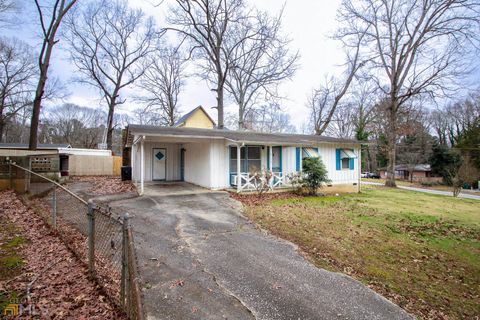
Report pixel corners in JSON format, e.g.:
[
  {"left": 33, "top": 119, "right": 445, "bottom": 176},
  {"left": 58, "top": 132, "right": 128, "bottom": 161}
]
[
  {"left": 272, "top": 146, "right": 282, "bottom": 172},
  {"left": 152, "top": 148, "right": 166, "bottom": 180}
]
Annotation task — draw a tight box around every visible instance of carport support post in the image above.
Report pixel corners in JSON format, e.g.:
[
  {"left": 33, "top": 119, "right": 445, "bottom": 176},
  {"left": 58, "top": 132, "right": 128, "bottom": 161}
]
[
  {"left": 237, "top": 145, "right": 241, "bottom": 192},
  {"left": 268, "top": 146, "right": 273, "bottom": 188},
  {"left": 140, "top": 137, "right": 145, "bottom": 195}
]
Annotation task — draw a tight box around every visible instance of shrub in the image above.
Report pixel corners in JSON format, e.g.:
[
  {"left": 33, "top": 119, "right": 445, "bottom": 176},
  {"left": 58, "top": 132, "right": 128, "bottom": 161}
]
[{"left": 301, "top": 157, "right": 331, "bottom": 195}]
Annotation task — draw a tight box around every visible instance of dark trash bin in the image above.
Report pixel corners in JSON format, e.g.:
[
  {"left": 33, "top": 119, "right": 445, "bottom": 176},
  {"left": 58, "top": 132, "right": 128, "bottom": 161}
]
[{"left": 121, "top": 166, "right": 132, "bottom": 181}]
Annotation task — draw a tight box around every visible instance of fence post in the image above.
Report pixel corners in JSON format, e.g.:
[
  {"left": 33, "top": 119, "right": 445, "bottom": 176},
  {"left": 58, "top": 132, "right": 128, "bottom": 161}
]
[
  {"left": 52, "top": 185, "right": 57, "bottom": 229},
  {"left": 121, "top": 213, "right": 131, "bottom": 315},
  {"left": 87, "top": 200, "right": 96, "bottom": 277}
]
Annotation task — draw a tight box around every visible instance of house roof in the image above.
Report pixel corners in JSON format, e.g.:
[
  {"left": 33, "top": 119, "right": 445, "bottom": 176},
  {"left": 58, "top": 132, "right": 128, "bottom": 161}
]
[
  {"left": 380, "top": 164, "right": 432, "bottom": 172},
  {"left": 127, "top": 125, "right": 359, "bottom": 145},
  {"left": 174, "top": 106, "right": 216, "bottom": 127},
  {"left": 0, "top": 143, "right": 71, "bottom": 150}
]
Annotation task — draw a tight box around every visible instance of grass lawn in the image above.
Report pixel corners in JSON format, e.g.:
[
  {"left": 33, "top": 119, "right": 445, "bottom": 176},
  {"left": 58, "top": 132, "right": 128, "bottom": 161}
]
[
  {"left": 362, "top": 178, "right": 480, "bottom": 195},
  {"left": 238, "top": 185, "right": 480, "bottom": 319}
]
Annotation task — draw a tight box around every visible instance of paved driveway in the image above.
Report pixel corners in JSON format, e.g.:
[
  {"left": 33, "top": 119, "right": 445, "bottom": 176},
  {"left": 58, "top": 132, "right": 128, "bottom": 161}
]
[{"left": 110, "top": 183, "right": 412, "bottom": 320}]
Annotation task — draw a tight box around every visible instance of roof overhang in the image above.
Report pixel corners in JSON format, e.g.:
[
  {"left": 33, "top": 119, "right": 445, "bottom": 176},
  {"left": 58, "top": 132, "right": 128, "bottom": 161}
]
[{"left": 127, "top": 124, "right": 362, "bottom": 147}]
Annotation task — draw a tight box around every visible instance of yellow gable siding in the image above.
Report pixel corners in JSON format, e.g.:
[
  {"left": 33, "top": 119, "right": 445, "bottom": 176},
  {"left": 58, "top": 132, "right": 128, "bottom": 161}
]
[{"left": 180, "top": 108, "right": 215, "bottom": 129}]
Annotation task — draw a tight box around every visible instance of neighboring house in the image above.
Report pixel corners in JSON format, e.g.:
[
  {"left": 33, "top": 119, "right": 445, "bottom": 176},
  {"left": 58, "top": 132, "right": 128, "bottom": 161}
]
[
  {"left": 379, "top": 164, "right": 442, "bottom": 183},
  {"left": 174, "top": 106, "right": 216, "bottom": 129},
  {"left": 0, "top": 143, "right": 118, "bottom": 176},
  {"left": 125, "top": 108, "right": 362, "bottom": 194}
]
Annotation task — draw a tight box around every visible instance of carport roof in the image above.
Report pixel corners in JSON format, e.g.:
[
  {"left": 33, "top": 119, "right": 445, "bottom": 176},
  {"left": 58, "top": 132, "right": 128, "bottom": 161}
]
[{"left": 127, "top": 124, "right": 359, "bottom": 145}]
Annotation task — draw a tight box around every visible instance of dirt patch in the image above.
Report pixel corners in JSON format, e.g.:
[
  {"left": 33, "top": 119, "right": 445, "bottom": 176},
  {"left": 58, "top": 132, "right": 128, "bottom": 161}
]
[
  {"left": 0, "top": 190, "right": 125, "bottom": 319},
  {"left": 71, "top": 176, "right": 136, "bottom": 195},
  {"left": 230, "top": 191, "right": 302, "bottom": 207}
]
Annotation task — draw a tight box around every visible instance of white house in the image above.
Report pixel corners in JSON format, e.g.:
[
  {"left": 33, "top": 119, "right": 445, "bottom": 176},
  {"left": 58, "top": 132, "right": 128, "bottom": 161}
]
[{"left": 124, "top": 108, "right": 361, "bottom": 194}]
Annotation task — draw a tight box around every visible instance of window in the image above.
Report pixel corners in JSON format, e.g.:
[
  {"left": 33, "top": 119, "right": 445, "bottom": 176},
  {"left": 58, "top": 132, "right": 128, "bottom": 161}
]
[
  {"left": 230, "top": 146, "right": 262, "bottom": 173},
  {"left": 336, "top": 148, "right": 356, "bottom": 171}
]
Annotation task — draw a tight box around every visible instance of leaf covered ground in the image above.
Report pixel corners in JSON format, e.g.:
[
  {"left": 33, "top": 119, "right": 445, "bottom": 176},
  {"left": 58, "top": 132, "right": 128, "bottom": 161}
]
[
  {"left": 71, "top": 176, "right": 136, "bottom": 195},
  {"left": 233, "top": 186, "right": 480, "bottom": 320},
  {"left": 0, "top": 190, "right": 125, "bottom": 319}
]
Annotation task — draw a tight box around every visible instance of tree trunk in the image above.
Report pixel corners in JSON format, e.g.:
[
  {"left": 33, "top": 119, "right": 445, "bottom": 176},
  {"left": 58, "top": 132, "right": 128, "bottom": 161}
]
[
  {"left": 29, "top": 77, "right": 47, "bottom": 150},
  {"left": 385, "top": 101, "right": 397, "bottom": 187},
  {"left": 216, "top": 82, "right": 224, "bottom": 129},
  {"left": 0, "top": 105, "right": 4, "bottom": 143},
  {"left": 29, "top": 33, "right": 56, "bottom": 150},
  {"left": 106, "top": 98, "right": 116, "bottom": 150},
  {"left": 238, "top": 104, "right": 245, "bottom": 130}
]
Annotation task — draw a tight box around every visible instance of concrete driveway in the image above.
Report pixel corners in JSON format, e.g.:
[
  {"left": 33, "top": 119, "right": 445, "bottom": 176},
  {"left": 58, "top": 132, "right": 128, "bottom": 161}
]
[{"left": 109, "top": 183, "right": 412, "bottom": 320}]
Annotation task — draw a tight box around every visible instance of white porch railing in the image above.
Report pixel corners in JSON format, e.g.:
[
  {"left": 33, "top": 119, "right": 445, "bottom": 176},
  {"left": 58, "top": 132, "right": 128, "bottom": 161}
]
[
  {"left": 231, "top": 172, "right": 290, "bottom": 192},
  {"left": 271, "top": 172, "right": 286, "bottom": 188}
]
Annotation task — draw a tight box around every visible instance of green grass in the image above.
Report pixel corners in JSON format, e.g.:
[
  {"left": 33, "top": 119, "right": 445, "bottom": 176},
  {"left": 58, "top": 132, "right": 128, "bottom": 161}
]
[
  {"left": 0, "top": 223, "right": 27, "bottom": 312},
  {"left": 242, "top": 185, "right": 480, "bottom": 319}
]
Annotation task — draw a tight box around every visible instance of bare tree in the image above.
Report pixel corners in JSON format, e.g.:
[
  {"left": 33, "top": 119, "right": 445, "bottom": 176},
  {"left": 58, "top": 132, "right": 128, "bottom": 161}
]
[
  {"left": 338, "top": 0, "right": 480, "bottom": 187},
  {"left": 225, "top": 9, "right": 299, "bottom": 129},
  {"left": 397, "top": 112, "right": 434, "bottom": 182},
  {"left": 43, "top": 103, "right": 106, "bottom": 148},
  {"left": 324, "top": 103, "right": 356, "bottom": 139},
  {"left": 136, "top": 45, "right": 186, "bottom": 126},
  {"left": 308, "top": 30, "right": 366, "bottom": 135},
  {"left": 0, "top": 0, "right": 14, "bottom": 12},
  {"left": 245, "top": 101, "right": 296, "bottom": 133},
  {"left": 65, "top": 0, "right": 155, "bottom": 149},
  {"left": 0, "top": 37, "right": 36, "bottom": 142},
  {"left": 29, "top": 0, "right": 77, "bottom": 150},
  {"left": 168, "top": 0, "right": 249, "bottom": 129}
]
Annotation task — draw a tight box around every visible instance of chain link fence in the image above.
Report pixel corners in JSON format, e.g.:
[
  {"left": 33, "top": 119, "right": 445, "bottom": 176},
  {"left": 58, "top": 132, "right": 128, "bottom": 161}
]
[{"left": 0, "top": 160, "right": 143, "bottom": 319}]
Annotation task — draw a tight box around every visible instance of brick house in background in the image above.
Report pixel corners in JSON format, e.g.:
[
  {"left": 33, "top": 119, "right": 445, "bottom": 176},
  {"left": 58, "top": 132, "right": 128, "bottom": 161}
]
[{"left": 379, "top": 164, "right": 442, "bottom": 183}]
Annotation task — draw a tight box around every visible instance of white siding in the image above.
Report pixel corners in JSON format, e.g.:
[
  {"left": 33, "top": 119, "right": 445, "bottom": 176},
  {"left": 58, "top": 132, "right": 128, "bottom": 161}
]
[
  {"left": 131, "top": 141, "right": 181, "bottom": 182},
  {"left": 282, "top": 147, "right": 297, "bottom": 176},
  {"left": 209, "top": 140, "right": 229, "bottom": 189},
  {"left": 184, "top": 141, "right": 211, "bottom": 188},
  {"left": 316, "top": 144, "right": 359, "bottom": 184}
]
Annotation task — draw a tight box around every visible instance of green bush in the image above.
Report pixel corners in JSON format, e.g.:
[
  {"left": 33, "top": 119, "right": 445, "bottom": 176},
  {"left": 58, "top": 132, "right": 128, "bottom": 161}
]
[{"left": 302, "top": 157, "right": 331, "bottom": 195}]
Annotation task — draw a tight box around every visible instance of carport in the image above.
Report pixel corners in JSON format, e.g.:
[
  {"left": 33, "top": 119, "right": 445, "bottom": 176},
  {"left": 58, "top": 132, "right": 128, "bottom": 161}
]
[{"left": 129, "top": 132, "right": 225, "bottom": 195}]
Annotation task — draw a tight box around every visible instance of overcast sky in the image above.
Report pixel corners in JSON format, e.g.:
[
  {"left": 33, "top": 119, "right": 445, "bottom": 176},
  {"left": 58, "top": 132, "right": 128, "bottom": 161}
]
[
  {"left": 10, "top": 0, "right": 478, "bottom": 131},
  {"left": 10, "top": 0, "right": 348, "bottom": 131}
]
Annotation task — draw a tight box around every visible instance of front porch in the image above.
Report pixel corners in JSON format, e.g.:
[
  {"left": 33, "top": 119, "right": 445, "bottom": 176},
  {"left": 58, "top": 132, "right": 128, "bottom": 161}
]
[{"left": 228, "top": 145, "right": 307, "bottom": 192}]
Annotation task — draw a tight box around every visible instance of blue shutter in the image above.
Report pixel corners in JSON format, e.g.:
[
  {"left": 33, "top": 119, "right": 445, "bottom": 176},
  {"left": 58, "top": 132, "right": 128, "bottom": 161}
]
[
  {"left": 267, "top": 147, "right": 270, "bottom": 169},
  {"left": 349, "top": 157, "right": 354, "bottom": 170},
  {"left": 279, "top": 146, "right": 283, "bottom": 173},
  {"left": 314, "top": 147, "right": 319, "bottom": 157},
  {"left": 296, "top": 147, "right": 301, "bottom": 171},
  {"left": 336, "top": 149, "right": 341, "bottom": 170}
]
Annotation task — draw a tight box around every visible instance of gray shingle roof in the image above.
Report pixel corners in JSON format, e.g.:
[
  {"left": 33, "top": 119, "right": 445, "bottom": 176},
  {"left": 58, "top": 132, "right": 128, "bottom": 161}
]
[
  {"left": 0, "top": 143, "right": 71, "bottom": 149},
  {"left": 127, "top": 125, "right": 359, "bottom": 145},
  {"left": 395, "top": 164, "right": 431, "bottom": 172}
]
